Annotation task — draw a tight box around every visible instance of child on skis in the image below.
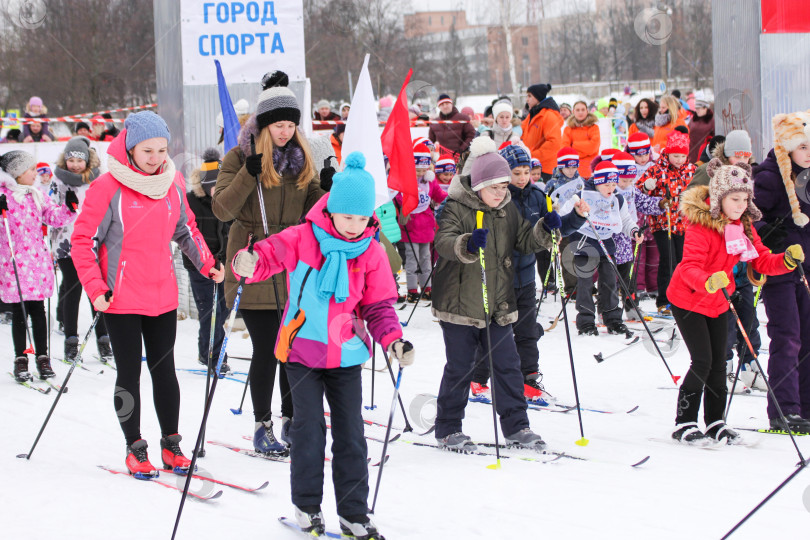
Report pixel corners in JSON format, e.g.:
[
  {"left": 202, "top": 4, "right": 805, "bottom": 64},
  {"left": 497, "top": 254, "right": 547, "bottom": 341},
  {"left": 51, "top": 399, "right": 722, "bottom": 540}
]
[
  {"left": 72, "top": 111, "right": 224, "bottom": 476},
  {"left": 232, "top": 151, "right": 412, "bottom": 540},
  {"left": 667, "top": 159, "right": 797, "bottom": 444},
  {"left": 1, "top": 150, "right": 76, "bottom": 382},
  {"left": 636, "top": 131, "right": 696, "bottom": 315},
  {"left": 396, "top": 139, "right": 447, "bottom": 302},
  {"left": 49, "top": 136, "right": 113, "bottom": 365},
  {"left": 560, "top": 161, "right": 643, "bottom": 336},
  {"left": 431, "top": 137, "right": 587, "bottom": 452}
]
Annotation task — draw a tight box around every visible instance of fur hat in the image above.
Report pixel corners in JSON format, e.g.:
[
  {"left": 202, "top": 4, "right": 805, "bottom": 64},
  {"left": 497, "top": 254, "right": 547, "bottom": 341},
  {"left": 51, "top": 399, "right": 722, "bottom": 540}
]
[
  {"left": 0, "top": 150, "right": 36, "bottom": 178},
  {"left": 772, "top": 110, "right": 810, "bottom": 226},
  {"left": 707, "top": 158, "right": 761, "bottom": 221},
  {"left": 256, "top": 71, "right": 301, "bottom": 129},
  {"left": 327, "top": 152, "right": 375, "bottom": 217}
]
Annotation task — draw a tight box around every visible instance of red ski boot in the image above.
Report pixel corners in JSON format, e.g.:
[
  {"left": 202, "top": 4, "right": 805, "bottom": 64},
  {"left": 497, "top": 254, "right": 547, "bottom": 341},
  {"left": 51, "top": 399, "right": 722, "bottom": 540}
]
[
  {"left": 160, "top": 433, "right": 192, "bottom": 473},
  {"left": 125, "top": 439, "right": 158, "bottom": 479}
]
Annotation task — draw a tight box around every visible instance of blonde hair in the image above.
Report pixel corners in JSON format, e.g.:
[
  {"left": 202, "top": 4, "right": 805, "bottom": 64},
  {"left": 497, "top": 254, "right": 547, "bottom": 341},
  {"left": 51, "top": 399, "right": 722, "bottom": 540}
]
[
  {"left": 254, "top": 126, "right": 316, "bottom": 190},
  {"left": 659, "top": 96, "right": 681, "bottom": 128}
]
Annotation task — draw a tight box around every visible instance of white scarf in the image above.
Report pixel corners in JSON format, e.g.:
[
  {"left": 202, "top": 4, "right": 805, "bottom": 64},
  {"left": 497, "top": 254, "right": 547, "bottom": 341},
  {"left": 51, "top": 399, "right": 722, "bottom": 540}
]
[
  {"left": 108, "top": 155, "right": 176, "bottom": 199},
  {"left": 7, "top": 180, "right": 44, "bottom": 211}
]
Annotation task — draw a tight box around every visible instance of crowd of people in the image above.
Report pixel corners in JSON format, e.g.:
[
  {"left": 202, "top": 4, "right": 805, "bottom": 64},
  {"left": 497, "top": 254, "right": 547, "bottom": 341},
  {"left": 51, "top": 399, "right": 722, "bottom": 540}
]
[{"left": 2, "top": 73, "right": 810, "bottom": 539}]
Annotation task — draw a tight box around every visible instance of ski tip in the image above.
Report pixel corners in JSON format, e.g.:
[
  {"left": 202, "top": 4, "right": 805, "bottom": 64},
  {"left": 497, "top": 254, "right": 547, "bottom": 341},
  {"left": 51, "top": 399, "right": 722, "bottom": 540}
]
[
  {"left": 486, "top": 460, "right": 502, "bottom": 470},
  {"left": 594, "top": 353, "right": 604, "bottom": 363},
  {"left": 626, "top": 405, "right": 640, "bottom": 414},
  {"left": 16, "top": 453, "right": 29, "bottom": 459},
  {"left": 399, "top": 322, "right": 407, "bottom": 327},
  {"left": 632, "top": 455, "right": 651, "bottom": 467},
  {"left": 257, "top": 480, "right": 270, "bottom": 490},
  {"left": 672, "top": 375, "right": 681, "bottom": 384},
  {"left": 229, "top": 408, "right": 243, "bottom": 415},
  {"left": 575, "top": 438, "right": 589, "bottom": 447},
  {"left": 390, "top": 433, "right": 402, "bottom": 442},
  {"left": 210, "top": 489, "right": 224, "bottom": 499}
]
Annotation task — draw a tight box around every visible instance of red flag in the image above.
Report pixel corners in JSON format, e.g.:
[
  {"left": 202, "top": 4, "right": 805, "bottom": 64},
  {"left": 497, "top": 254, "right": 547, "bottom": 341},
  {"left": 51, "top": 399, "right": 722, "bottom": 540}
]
[{"left": 381, "top": 70, "right": 418, "bottom": 216}]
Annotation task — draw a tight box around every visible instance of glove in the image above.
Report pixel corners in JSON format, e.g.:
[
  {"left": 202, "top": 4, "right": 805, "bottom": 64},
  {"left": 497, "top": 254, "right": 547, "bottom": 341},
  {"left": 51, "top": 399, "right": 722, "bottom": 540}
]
[
  {"left": 705, "top": 270, "right": 730, "bottom": 294},
  {"left": 784, "top": 244, "right": 805, "bottom": 270},
  {"left": 245, "top": 153, "right": 263, "bottom": 177},
  {"left": 643, "top": 177, "right": 657, "bottom": 191},
  {"left": 233, "top": 249, "right": 259, "bottom": 279},
  {"left": 320, "top": 158, "right": 336, "bottom": 192},
  {"left": 387, "top": 339, "right": 414, "bottom": 367},
  {"left": 65, "top": 190, "right": 79, "bottom": 213},
  {"left": 658, "top": 198, "right": 671, "bottom": 210},
  {"left": 542, "top": 210, "right": 562, "bottom": 232},
  {"left": 0, "top": 194, "right": 7, "bottom": 213},
  {"left": 467, "top": 228, "right": 488, "bottom": 253},
  {"left": 757, "top": 222, "right": 788, "bottom": 252}
]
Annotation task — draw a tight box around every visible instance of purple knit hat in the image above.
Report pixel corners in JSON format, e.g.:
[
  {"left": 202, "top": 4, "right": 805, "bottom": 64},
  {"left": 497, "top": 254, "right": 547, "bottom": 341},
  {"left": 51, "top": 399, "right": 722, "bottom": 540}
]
[{"left": 471, "top": 151, "right": 511, "bottom": 192}]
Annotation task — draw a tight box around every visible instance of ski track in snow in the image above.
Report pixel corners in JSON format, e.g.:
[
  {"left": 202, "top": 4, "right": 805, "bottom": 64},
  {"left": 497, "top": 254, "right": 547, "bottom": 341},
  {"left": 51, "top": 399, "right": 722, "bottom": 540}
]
[{"left": 2, "top": 294, "right": 807, "bottom": 539}]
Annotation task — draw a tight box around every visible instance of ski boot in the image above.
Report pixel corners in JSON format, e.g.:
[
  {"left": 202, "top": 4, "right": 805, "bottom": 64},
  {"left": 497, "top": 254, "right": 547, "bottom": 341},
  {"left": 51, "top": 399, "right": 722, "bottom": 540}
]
[
  {"left": 605, "top": 321, "right": 633, "bottom": 338},
  {"left": 406, "top": 289, "right": 419, "bottom": 303},
  {"left": 770, "top": 414, "right": 810, "bottom": 434},
  {"left": 198, "top": 355, "right": 231, "bottom": 376},
  {"left": 436, "top": 432, "right": 477, "bottom": 453},
  {"left": 64, "top": 336, "right": 79, "bottom": 362},
  {"left": 339, "top": 515, "right": 385, "bottom": 540},
  {"left": 421, "top": 287, "right": 432, "bottom": 300},
  {"left": 739, "top": 363, "right": 767, "bottom": 391},
  {"left": 13, "top": 356, "right": 31, "bottom": 382},
  {"left": 657, "top": 305, "right": 672, "bottom": 316},
  {"left": 470, "top": 381, "right": 491, "bottom": 400},
  {"left": 671, "top": 422, "right": 713, "bottom": 446},
  {"left": 160, "top": 433, "right": 192, "bottom": 472},
  {"left": 280, "top": 416, "right": 292, "bottom": 447},
  {"left": 523, "top": 372, "right": 554, "bottom": 404},
  {"left": 294, "top": 505, "right": 325, "bottom": 535},
  {"left": 505, "top": 428, "right": 547, "bottom": 451},
  {"left": 578, "top": 324, "right": 599, "bottom": 336},
  {"left": 125, "top": 439, "right": 158, "bottom": 479},
  {"left": 97, "top": 335, "right": 114, "bottom": 365},
  {"left": 35, "top": 355, "right": 55, "bottom": 379},
  {"left": 254, "top": 420, "right": 288, "bottom": 455},
  {"left": 705, "top": 421, "right": 743, "bottom": 445}
]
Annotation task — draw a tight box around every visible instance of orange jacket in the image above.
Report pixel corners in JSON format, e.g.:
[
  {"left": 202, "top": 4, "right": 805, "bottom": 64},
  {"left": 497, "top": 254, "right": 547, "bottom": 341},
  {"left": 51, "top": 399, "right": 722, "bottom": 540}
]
[
  {"left": 562, "top": 113, "right": 600, "bottom": 178},
  {"left": 521, "top": 103, "right": 564, "bottom": 175},
  {"left": 330, "top": 134, "right": 342, "bottom": 166},
  {"left": 651, "top": 117, "right": 688, "bottom": 152}
]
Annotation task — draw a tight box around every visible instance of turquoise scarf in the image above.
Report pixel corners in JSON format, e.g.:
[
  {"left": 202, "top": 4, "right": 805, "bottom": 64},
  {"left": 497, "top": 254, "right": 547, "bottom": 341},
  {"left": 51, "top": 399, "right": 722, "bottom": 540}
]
[{"left": 312, "top": 223, "right": 372, "bottom": 303}]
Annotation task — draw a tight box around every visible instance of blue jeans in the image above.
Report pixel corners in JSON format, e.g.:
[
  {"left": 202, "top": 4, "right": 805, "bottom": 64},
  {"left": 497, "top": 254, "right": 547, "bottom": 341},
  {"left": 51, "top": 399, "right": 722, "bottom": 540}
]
[
  {"left": 726, "top": 284, "right": 761, "bottom": 365},
  {"left": 186, "top": 269, "right": 227, "bottom": 364}
]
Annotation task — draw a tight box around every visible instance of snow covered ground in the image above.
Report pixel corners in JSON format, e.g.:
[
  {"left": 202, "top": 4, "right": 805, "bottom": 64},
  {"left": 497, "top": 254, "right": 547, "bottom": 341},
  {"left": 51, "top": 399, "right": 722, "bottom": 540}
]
[{"left": 3, "top": 292, "right": 809, "bottom": 539}]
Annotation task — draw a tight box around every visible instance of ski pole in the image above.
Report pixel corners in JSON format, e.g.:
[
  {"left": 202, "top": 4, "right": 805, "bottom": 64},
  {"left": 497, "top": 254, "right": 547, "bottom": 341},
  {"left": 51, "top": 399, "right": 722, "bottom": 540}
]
[
  {"left": 725, "top": 281, "right": 763, "bottom": 420},
  {"left": 577, "top": 200, "right": 680, "bottom": 384},
  {"left": 544, "top": 288, "right": 575, "bottom": 332},
  {"left": 198, "top": 268, "right": 221, "bottom": 458},
  {"left": 721, "top": 288, "right": 806, "bottom": 464},
  {"left": 1, "top": 195, "right": 35, "bottom": 354},
  {"left": 381, "top": 343, "right": 413, "bottom": 432},
  {"left": 17, "top": 291, "right": 111, "bottom": 460},
  {"left": 537, "top": 195, "right": 557, "bottom": 305},
  {"left": 476, "top": 210, "right": 501, "bottom": 469},
  {"left": 666, "top": 203, "right": 675, "bottom": 282},
  {"left": 173, "top": 239, "right": 254, "bottom": 540},
  {"left": 795, "top": 262, "right": 810, "bottom": 300},
  {"left": 370, "top": 353, "right": 407, "bottom": 513},
  {"left": 552, "top": 229, "right": 588, "bottom": 446},
  {"left": 43, "top": 225, "right": 53, "bottom": 361},
  {"left": 402, "top": 260, "right": 437, "bottom": 327},
  {"left": 366, "top": 342, "right": 377, "bottom": 410},
  {"left": 594, "top": 325, "right": 668, "bottom": 363}
]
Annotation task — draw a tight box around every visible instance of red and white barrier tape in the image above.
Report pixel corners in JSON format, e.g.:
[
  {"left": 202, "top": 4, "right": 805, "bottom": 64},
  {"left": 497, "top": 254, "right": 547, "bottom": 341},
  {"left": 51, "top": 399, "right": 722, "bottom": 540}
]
[
  {"left": 1, "top": 103, "right": 156, "bottom": 124},
  {"left": 312, "top": 119, "right": 469, "bottom": 127}
]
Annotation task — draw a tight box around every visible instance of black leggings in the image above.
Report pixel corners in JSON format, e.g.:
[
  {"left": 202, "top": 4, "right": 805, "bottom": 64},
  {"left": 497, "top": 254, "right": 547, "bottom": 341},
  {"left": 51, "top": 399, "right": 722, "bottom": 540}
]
[
  {"left": 11, "top": 301, "right": 47, "bottom": 357},
  {"left": 240, "top": 308, "right": 293, "bottom": 422},
  {"left": 57, "top": 258, "right": 107, "bottom": 338},
  {"left": 105, "top": 310, "right": 180, "bottom": 445},
  {"left": 652, "top": 231, "right": 684, "bottom": 308}
]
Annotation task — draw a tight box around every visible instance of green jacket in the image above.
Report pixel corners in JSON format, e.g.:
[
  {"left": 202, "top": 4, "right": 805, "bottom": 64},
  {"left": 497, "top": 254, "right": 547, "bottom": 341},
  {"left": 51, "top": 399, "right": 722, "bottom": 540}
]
[
  {"left": 688, "top": 141, "right": 756, "bottom": 190},
  {"left": 376, "top": 200, "right": 401, "bottom": 243},
  {"left": 432, "top": 175, "right": 554, "bottom": 328}
]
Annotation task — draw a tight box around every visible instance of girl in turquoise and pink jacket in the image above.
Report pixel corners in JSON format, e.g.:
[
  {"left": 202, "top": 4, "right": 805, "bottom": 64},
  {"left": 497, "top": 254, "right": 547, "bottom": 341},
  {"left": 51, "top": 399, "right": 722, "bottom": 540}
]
[{"left": 232, "top": 152, "right": 413, "bottom": 538}]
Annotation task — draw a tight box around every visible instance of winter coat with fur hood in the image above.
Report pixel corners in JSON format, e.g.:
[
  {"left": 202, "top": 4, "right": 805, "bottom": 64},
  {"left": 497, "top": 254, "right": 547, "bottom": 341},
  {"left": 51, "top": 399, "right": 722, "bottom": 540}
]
[
  {"left": 49, "top": 148, "right": 102, "bottom": 260},
  {"left": 668, "top": 184, "right": 789, "bottom": 317},
  {"left": 562, "top": 113, "right": 601, "bottom": 178},
  {"left": 432, "top": 174, "right": 554, "bottom": 328},
  {"left": 212, "top": 114, "right": 324, "bottom": 310}
]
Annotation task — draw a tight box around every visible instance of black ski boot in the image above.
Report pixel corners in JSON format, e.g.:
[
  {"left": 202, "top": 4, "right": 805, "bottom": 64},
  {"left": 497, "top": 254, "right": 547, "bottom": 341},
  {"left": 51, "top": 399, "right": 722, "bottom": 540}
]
[
  {"left": 13, "top": 356, "right": 31, "bottom": 382},
  {"left": 64, "top": 336, "right": 79, "bottom": 362},
  {"left": 578, "top": 324, "right": 599, "bottom": 336},
  {"left": 197, "top": 355, "right": 231, "bottom": 376},
  {"left": 770, "top": 414, "right": 810, "bottom": 434},
  {"left": 36, "top": 355, "right": 55, "bottom": 379},
  {"left": 606, "top": 321, "right": 632, "bottom": 337},
  {"left": 672, "top": 422, "right": 713, "bottom": 446},
  {"left": 705, "top": 420, "right": 743, "bottom": 445},
  {"left": 97, "top": 335, "right": 114, "bottom": 364}
]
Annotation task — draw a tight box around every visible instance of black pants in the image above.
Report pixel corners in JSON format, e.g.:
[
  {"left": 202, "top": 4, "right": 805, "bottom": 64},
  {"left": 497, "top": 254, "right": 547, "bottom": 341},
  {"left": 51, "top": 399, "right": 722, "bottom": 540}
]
[
  {"left": 187, "top": 268, "right": 227, "bottom": 362},
  {"left": 652, "top": 231, "right": 684, "bottom": 308},
  {"left": 57, "top": 257, "right": 107, "bottom": 339},
  {"left": 726, "top": 285, "right": 761, "bottom": 365},
  {"left": 472, "top": 283, "right": 542, "bottom": 383},
  {"left": 672, "top": 305, "right": 728, "bottom": 425},
  {"left": 106, "top": 310, "right": 180, "bottom": 445},
  {"left": 574, "top": 255, "right": 621, "bottom": 328},
  {"left": 11, "top": 301, "right": 47, "bottom": 357},
  {"left": 286, "top": 362, "right": 368, "bottom": 518},
  {"left": 617, "top": 261, "right": 633, "bottom": 308},
  {"left": 240, "top": 308, "right": 293, "bottom": 421}
]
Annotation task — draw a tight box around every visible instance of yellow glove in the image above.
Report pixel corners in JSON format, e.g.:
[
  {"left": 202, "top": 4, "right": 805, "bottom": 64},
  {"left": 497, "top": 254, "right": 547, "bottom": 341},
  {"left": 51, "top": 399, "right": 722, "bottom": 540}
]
[
  {"left": 784, "top": 244, "right": 805, "bottom": 270},
  {"left": 705, "top": 271, "right": 730, "bottom": 294}
]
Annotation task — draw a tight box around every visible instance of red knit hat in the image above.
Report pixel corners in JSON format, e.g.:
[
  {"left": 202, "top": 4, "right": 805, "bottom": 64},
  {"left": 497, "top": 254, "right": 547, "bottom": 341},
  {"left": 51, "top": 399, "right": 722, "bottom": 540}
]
[
  {"left": 412, "top": 138, "right": 432, "bottom": 168},
  {"left": 435, "top": 155, "right": 456, "bottom": 174},
  {"left": 627, "top": 132, "right": 651, "bottom": 155},
  {"left": 611, "top": 152, "right": 638, "bottom": 178},
  {"left": 557, "top": 146, "right": 579, "bottom": 168},
  {"left": 600, "top": 148, "right": 621, "bottom": 161},
  {"left": 665, "top": 131, "right": 690, "bottom": 155},
  {"left": 592, "top": 161, "right": 619, "bottom": 185}
]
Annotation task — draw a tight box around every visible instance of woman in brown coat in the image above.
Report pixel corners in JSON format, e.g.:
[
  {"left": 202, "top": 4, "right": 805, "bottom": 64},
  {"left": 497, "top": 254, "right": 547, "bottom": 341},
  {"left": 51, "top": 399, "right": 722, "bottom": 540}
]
[{"left": 213, "top": 71, "right": 324, "bottom": 455}]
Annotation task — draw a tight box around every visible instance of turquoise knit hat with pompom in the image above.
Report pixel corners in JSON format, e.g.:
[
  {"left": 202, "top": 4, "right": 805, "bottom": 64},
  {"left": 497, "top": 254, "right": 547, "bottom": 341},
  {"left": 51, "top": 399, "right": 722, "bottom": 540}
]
[{"left": 326, "top": 152, "right": 376, "bottom": 217}]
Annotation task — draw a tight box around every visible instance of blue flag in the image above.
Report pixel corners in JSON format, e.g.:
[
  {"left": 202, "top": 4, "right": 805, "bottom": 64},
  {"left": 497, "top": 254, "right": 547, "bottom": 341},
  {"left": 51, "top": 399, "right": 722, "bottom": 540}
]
[{"left": 215, "top": 60, "right": 240, "bottom": 152}]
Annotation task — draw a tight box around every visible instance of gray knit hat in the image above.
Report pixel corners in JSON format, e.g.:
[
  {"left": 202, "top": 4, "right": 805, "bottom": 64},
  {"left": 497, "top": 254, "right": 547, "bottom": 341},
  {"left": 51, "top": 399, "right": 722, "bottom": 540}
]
[
  {"left": 471, "top": 149, "right": 511, "bottom": 192},
  {"left": 124, "top": 111, "right": 171, "bottom": 151},
  {"left": 64, "top": 136, "right": 92, "bottom": 163},
  {"left": 0, "top": 150, "right": 37, "bottom": 179},
  {"left": 724, "top": 130, "right": 752, "bottom": 158},
  {"left": 256, "top": 71, "right": 301, "bottom": 129}
]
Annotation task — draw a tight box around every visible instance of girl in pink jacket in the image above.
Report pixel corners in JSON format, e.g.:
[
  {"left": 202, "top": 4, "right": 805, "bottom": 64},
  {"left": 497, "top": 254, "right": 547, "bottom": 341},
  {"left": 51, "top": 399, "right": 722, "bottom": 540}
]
[
  {"left": 71, "top": 112, "right": 224, "bottom": 477},
  {"left": 1, "top": 150, "right": 76, "bottom": 382},
  {"left": 232, "top": 152, "right": 414, "bottom": 539}
]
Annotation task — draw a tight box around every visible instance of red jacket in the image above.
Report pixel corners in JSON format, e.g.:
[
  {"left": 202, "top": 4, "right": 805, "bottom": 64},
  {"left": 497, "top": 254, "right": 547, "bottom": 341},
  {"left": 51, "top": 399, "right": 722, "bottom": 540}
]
[
  {"left": 635, "top": 153, "right": 696, "bottom": 234},
  {"left": 668, "top": 186, "right": 790, "bottom": 317},
  {"left": 72, "top": 131, "right": 215, "bottom": 315}
]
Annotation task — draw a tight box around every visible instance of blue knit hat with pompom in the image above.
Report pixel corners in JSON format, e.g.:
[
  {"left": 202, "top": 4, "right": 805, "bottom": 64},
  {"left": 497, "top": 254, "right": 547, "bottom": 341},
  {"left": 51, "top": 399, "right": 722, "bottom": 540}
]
[{"left": 326, "top": 152, "right": 376, "bottom": 217}]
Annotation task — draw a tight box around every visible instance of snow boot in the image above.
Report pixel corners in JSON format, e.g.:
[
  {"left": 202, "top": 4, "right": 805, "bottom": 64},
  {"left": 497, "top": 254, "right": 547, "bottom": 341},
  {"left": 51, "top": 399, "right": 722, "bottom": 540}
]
[
  {"left": 770, "top": 414, "right": 810, "bottom": 434},
  {"left": 705, "top": 420, "right": 743, "bottom": 445},
  {"left": 280, "top": 416, "right": 292, "bottom": 447},
  {"left": 64, "top": 336, "right": 79, "bottom": 362},
  {"left": 470, "top": 381, "right": 491, "bottom": 398},
  {"left": 671, "top": 422, "right": 713, "bottom": 446},
  {"left": 97, "top": 335, "right": 114, "bottom": 364},
  {"left": 505, "top": 428, "right": 547, "bottom": 451},
  {"left": 160, "top": 433, "right": 192, "bottom": 472},
  {"left": 294, "top": 505, "right": 325, "bottom": 535},
  {"left": 578, "top": 324, "right": 599, "bottom": 336},
  {"left": 436, "top": 432, "right": 477, "bottom": 452},
  {"left": 339, "top": 515, "right": 385, "bottom": 540},
  {"left": 13, "top": 356, "right": 31, "bottom": 382},
  {"left": 125, "top": 439, "right": 158, "bottom": 477},
  {"left": 254, "top": 420, "right": 288, "bottom": 455},
  {"left": 739, "top": 363, "right": 767, "bottom": 392},
  {"left": 0, "top": 311, "right": 11, "bottom": 325},
  {"left": 406, "top": 289, "right": 419, "bottom": 303},
  {"left": 606, "top": 321, "right": 632, "bottom": 337},
  {"left": 197, "top": 355, "right": 230, "bottom": 376},
  {"left": 35, "top": 355, "right": 55, "bottom": 379},
  {"left": 658, "top": 305, "right": 672, "bottom": 316}
]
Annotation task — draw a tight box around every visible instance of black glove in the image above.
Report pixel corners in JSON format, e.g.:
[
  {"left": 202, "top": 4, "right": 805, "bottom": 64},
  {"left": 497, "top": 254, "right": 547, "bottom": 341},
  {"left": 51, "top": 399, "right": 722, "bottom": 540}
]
[
  {"left": 0, "top": 194, "right": 7, "bottom": 213},
  {"left": 758, "top": 222, "right": 788, "bottom": 252},
  {"left": 467, "top": 228, "right": 488, "bottom": 253},
  {"left": 320, "top": 157, "right": 336, "bottom": 192},
  {"left": 542, "top": 210, "right": 562, "bottom": 232},
  {"left": 65, "top": 190, "right": 79, "bottom": 213},
  {"left": 245, "top": 153, "right": 263, "bottom": 177}
]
